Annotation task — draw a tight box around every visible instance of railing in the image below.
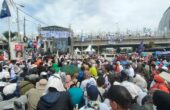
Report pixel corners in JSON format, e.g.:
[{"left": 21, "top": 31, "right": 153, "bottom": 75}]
[{"left": 73, "top": 36, "right": 170, "bottom": 46}]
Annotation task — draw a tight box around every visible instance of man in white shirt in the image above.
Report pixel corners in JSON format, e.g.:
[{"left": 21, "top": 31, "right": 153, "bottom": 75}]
[{"left": 125, "top": 63, "right": 135, "bottom": 78}]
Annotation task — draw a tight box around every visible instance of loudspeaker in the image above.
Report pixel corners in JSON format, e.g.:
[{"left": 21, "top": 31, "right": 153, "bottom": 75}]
[{"left": 68, "top": 37, "right": 71, "bottom": 45}]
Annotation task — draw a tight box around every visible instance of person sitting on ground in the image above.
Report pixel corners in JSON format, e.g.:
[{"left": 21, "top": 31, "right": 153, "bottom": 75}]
[
  {"left": 108, "top": 85, "right": 133, "bottom": 110},
  {"left": 26, "top": 79, "right": 47, "bottom": 110},
  {"left": 37, "top": 74, "right": 72, "bottom": 110},
  {"left": 153, "top": 90, "right": 170, "bottom": 110},
  {"left": 79, "top": 83, "right": 110, "bottom": 110}
]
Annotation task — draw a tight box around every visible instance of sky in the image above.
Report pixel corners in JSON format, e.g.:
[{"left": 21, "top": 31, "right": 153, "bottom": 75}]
[{"left": 0, "top": 0, "right": 170, "bottom": 35}]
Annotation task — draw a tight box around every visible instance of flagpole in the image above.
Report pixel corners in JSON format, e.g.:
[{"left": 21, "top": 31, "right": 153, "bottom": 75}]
[{"left": 8, "top": 17, "right": 11, "bottom": 60}]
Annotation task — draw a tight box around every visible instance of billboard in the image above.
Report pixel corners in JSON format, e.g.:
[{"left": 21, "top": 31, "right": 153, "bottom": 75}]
[{"left": 40, "top": 31, "right": 69, "bottom": 38}]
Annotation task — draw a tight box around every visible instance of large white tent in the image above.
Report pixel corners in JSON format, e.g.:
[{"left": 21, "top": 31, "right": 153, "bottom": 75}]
[
  {"left": 84, "top": 45, "right": 95, "bottom": 52},
  {"left": 74, "top": 48, "right": 81, "bottom": 52}
]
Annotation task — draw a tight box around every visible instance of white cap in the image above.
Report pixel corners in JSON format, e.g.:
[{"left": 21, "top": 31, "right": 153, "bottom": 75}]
[
  {"left": 162, "top": 66, "right": 168, "bottom": 71},
  {"left": 40, "top": 72, "right": 47, "bottom": 76}
]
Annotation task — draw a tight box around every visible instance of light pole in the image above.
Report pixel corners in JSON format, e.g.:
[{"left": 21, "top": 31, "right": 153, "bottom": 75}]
[
  {"left": 16, "top": 7, "right": 20, "bottom": 41},
  {"left": 16, "top": 4, "right": 24, "bottom": 42},
  {"left": 23, "top": 17, "right": 26, "bottom": 37}
]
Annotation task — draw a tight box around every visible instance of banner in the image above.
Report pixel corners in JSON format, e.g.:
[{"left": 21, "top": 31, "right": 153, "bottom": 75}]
[{"left": 40, "top": 31, "right": 69, "bottom": 38}]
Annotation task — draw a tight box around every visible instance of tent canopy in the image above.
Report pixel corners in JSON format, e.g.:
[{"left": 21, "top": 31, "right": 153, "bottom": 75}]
[
  {"left": 74, "top": 48, "right": 81, "bottom": 52},
  {"left": 84, "top": 45, "right": 95, "bottom": 52}
]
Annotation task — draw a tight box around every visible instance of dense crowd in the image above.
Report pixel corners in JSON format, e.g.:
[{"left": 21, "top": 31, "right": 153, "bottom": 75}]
[{"left": 0, "top": 53, "right": 170, "bottom": 110}]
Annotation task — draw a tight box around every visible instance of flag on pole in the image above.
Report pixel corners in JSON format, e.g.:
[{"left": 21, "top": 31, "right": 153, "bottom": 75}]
[
  {"left": 137, "top": 40, "right": 144, "bottom": 55},
  {"left": 0, "top": 0, "right": 11, "bottom": 19}
]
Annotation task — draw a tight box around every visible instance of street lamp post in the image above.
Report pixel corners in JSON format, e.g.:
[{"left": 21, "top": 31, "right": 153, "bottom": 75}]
[
  {"left": 16, "top": 7, "right": 20, "bottom": 41},
  {"left": 15, "top": 4, "right": 24, "bottom": 42}
]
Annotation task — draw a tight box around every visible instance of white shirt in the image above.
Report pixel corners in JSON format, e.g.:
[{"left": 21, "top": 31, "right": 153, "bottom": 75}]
[
  {"left": 0, "top": 71, "right": 6, "bottom": 79},
  {"left": 133, "top": 74, "right": 147, "bottom": 90},
  {"left": 128, "top": 66, "right": 135, "bottom": 77},
  {"left": 121, "top": 81, "right": 143, "bottom": 99},
  {"left": 79, "top": 102, "right": 110, "bottom": 110},
  {"left": 80, "top": 77, "right": 97, "bottom": 91},
  {"left": 9, "top": 64, "right": 16, "bottom": 79},
  {"left": 119, "top": 65, "right": 123, "bottom": 72},
  {"left": 103, "top": 74, "right": 110, "bottom": 91}
]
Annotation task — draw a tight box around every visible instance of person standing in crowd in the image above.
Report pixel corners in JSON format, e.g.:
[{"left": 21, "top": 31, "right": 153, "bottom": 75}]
[
  {"left": 133, "top": 73, "right": 147, "bottom": 91},
  {"left": 102, "top": 64, "right": 111, "bottom": 90},
  {"left": 77, "top": 66, "right": 85, "bottom": 84},
  {"left": 114, "top": 61, "right": 123, "bottom": 74},
  {"left": 9, "top": 60, "right": 16, "bottom": 79},
  {"left": 68, "top": 83, "right": 84, "bottom": 109},
  {"left": 136, "top": 59, "right": 143, "bottom": 73},
  {"left": 89, "top": 62, "right": 98, "bottom": 78},
  {"left": 51, "top": 59, "right": 60, "bottom": 73},
  {"left": 80, "top": 70, "right": 97, "bottom": 91},
  {"left": 0, "top": 65, "right": 9, "bottom": 80},
  {"left": 96, "top": 76, "right": 105, "bottom": 101},
  {"left": 120, "top": 70, "right": 143, "bottom": 100},
  {"left": 125, "top": 63, "right": 135, "bottom": 80}
]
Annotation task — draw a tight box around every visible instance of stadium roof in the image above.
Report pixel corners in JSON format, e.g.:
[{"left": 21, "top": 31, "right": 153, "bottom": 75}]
[
  {"left": 158, "top": 7, "right": 170, "bottom": 31},
  {"left": 41, "top": 25, "right": 71, "bottom": 32}
]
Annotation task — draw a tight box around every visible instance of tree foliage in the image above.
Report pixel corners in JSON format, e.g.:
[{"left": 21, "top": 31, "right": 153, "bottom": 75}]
[
  {"left": 3, "top": 31, "right": 17, "bottom": 40},
  {"left": 146, "top": 41, "right": 155, "bottom": 49}
]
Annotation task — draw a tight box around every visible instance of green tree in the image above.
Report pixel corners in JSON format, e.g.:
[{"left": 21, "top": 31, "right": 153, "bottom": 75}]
[
  {"left": 3, "top": 31, "right": 17, "bottom": 41},
  {"left": 146, "top": 41, "right": 155, "bottom": 49}
]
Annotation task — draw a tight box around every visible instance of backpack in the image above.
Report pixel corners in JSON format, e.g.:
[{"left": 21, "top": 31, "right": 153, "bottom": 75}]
[
  {"left": 38, "top": 91, "right": 61, "bottom": 108},
  {"left": 37, "top": 91, "right": 70, "bottom": 110}
]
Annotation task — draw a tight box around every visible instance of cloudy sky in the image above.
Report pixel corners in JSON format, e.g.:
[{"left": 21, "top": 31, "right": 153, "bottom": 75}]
[{"left": 0, "top": 0, "right": 170, "bottom": 35}]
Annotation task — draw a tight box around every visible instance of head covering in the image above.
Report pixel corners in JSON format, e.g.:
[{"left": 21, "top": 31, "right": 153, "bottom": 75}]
[
  {"left": 161, "top": 66, "right": 168, "bottom": 71},
  {"left": 86, "top": 83, "right": 99, "bottom": 101},
  {"left": 40, "top": 72, "right": 48, "bottom": 76},
  {"left": 36, "top": 79, "right": 47, "bottom": 90},
  {"left": 116, "top": 61, "right": 120, "bottom": 65},
  {"left": 51, "top": 63, "right": 59, "bottom": 73},
  {"left": 3, "top": 65, "right": 9, "bottom": 68},
  {"left": 154, "top": 75, "right": 164, "bottom": 83},
  {"left": 153, "top": 90, "right": 170, "bottom": 110},
  {"left": 46, "top": 75, "right": 66, "bottom": 92},
  {"left": 3, "top": 83, "right": 17, "bottom": 96},
  {"left": 159, "top": 71, "right": 170, "bottom": 83}
]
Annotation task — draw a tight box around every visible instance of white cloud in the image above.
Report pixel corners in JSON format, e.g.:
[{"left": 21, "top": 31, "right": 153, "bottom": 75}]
[{"left": 0, "top": 0, "right": 170, "bottom": 34}]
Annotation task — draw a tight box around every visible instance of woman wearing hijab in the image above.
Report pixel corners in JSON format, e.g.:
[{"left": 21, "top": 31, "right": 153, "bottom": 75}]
[{"left": 37, "top": 74, "right": 72, "bottom": 110}]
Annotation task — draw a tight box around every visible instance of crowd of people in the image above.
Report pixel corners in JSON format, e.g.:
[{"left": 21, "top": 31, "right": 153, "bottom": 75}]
[{"left": 0, "top": 52, "right": 170, "bottom": 110}]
